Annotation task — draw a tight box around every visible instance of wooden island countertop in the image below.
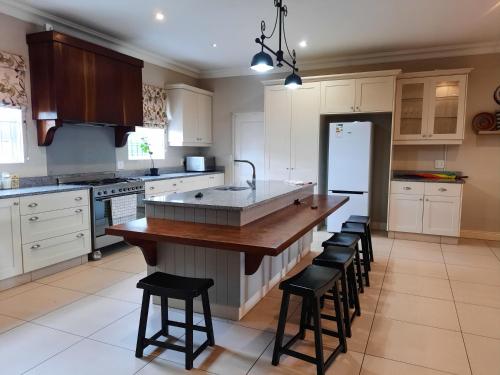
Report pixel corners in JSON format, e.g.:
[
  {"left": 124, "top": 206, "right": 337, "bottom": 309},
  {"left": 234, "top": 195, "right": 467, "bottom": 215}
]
[{"left": 106, "top": 194, "right": 348, "bottom": 274}]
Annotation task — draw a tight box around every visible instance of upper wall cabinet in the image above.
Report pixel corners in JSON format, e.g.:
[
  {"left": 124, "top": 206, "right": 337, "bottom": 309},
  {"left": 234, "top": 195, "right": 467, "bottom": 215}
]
[
  {"left": 320, "top": 76, "right": 395, "bottom": 114},
  {"left": 27, "top": 31, "right": 144, "bottom": 147},
  {"left": 393, "top": 70, "right": 470, "bottom": 145},
  {"left": 167, "top": 84, "right": 213, "bottom": 147}
]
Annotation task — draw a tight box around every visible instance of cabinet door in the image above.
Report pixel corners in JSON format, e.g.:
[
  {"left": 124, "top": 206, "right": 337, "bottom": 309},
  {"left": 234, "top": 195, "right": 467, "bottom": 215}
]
[
  {"left": 290, "top": 82, "right": 320, "bottom": 183},
  {"left": 427, "top": 75, "right": 467, "bottom": 140},
  {"left": 197, "top": 94, "right": 213, "bottom": 144},
  {"left": 182, "top": 90, "right": 199, "bottom": 144},
  {"left": 355, "top": 76, "right": 394, "bottom": 113},
  {"left": 265, "top": 86, "right": 292, "bottom": 181},
  {"left": 394, "top": 78, "right": 429, "bottom": 140},
  {"left": 0, "top": 198, "right": 22, "bottom": 280},
  {"left": 94, "top": 53, "right": 123, "bottom": 125},
  {"left": 120, "top": 62, "right": 143, "bottom": 126},
  {"left": 320, "top": 79, "right": 356, "bottom": 114},
  {"left": 423, "top": 196, "right": 461, "bottom": 236},
  {"left": 388, "top": 194, "right": 423, "bottom": 233},
  {"left": 208, "top": 173, "right": 225, "bottom": 187}
]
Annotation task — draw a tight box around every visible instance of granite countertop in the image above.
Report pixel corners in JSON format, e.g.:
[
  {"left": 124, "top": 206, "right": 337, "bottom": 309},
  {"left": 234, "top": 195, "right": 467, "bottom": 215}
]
[
  {"left": 391, "top": 177, "right": 465, "bottom": 184},
  {"left": 137, "top": 171, "right": 223, "bottom": 182},
  {"left": 144, "top": 181, "right": 315, "bottom": 210},
  {"left": 0, "top": 184, "right": 91, "bottom": 199}
]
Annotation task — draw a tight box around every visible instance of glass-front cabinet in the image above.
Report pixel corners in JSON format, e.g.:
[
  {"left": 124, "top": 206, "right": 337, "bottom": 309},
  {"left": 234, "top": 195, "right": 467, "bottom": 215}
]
[{"left": 394, "top": 73, "right": 468, "bottom": 144}]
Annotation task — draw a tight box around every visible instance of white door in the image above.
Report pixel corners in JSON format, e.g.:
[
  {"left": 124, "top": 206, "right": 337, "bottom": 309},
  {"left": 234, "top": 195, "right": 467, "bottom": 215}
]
[
  {"left": 290, "top": 82, "right": 320, "bottom": 183},
  {"left": 355, "top": 76, "right": 395, "bottom": 113},
  {"left": 233, "top": 112, "right": 265, "bottom": 185},
  {"left": 388, "top": 194, "right": 424, "bottom": 233},
  {"left": 265, "top": 86, "right": 291, "bottom": 181},
  {"left": 197, "top": 93, "right": 213, "bottom": 144},
  {"left": 0, "top": 198, "right": 22, "bottom": 280},
  {"left": 327, "top": 192, "right": 369, "bottom": 232},
  {"left": 320, "top": 79, "right": 356, "bottom": 114},
  {"left": 423, "top": 195, "right": 461, "bottom": 236}
]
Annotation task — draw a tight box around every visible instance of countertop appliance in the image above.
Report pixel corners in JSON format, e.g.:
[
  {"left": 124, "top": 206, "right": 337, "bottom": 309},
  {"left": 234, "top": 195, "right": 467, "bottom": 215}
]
[
  {"left": 59, "top": 173, "right": 145, "bottom": 259},
  {"left": 327, "top": 122, "right": 373, "bottom": 232},
  {"left": 184, "top": 156, "right": 216, "bottom": 172}
]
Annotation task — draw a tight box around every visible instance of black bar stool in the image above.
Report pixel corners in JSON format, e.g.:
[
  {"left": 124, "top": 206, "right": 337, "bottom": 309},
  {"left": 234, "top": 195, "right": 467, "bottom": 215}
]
[
  {"left": 135, "top": 272, "right": 215, "bottom": 370},
  {"left": 322, "top": 232, "right": 366, "bottom": 291},
  {"left": 341, "top": 222, "right": 371, "bottom": 286},
  {"left": 272, "top": 265, "right": 347, "bottom": 375},
  {"left": 346, "top": 215, "right": 374, "bottom": 262},
  {"left": 313, "top": 245, "right": 361, "bottom": 338}
]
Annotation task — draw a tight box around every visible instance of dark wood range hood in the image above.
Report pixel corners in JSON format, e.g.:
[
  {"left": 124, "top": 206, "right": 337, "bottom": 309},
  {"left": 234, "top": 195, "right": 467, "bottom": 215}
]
[{"left": 26, "top": 31, "right": 144, "bottom": 147}]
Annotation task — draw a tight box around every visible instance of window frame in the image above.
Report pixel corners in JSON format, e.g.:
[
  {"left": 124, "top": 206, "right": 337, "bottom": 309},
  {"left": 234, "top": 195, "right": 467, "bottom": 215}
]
[
  {"left": 127, "top": 126, "right": 166, "bottom": 161},
  {"left": 0, "top": 106, "right": 25, "bottom": 164}
]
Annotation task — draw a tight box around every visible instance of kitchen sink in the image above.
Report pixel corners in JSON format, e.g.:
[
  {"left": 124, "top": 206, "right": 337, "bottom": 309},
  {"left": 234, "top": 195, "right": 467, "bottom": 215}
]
[{"left": 214, "top": 186, "right": 250, "bottom": 191}]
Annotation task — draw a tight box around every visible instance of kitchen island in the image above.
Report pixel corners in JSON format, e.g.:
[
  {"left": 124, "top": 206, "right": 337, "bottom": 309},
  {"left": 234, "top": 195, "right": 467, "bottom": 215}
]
[{"left": 106, "top": 181, "right": 348, "bottom": 319}]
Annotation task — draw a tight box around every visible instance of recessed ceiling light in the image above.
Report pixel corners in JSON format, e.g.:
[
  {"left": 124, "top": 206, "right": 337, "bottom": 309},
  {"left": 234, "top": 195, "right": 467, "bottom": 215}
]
[
  {"left": 155, "top": 12, "right": 165, "bottom": 21},
  {"left": 299, "top": 40, "right": 307, "bottom": 48},
  {"left": 212, "top": 43, "right": 217, "bottom": 48}
]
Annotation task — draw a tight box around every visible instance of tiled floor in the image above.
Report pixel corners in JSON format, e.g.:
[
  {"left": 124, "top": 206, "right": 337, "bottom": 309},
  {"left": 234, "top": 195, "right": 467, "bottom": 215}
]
[{"left": 0, "top": 233, "right": 499, "bottom": 374}]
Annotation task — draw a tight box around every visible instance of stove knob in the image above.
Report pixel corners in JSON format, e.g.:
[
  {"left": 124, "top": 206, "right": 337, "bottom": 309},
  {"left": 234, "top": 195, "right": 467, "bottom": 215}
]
[
  {"left": 97, "top": 192, "right": 101, "bottom": 196},
  {"left": 103, "top": 191, "right": 107, "bottom": 195},
  {"left": 118, "top": 188, "right": 122, "bottom": 192},
  {"left": 111, "top": 189, "right": 115, "bottom": 193}
]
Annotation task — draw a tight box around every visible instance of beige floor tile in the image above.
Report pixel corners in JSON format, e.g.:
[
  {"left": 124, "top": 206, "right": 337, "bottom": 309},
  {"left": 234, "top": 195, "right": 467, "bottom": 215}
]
[
  {"left": 48, "top": 266, "right": 134, "bottom": 294},
  {"left": 463, "top": 333, "right": 500, "bottom": 375},
  {"left": 35, "top": 264, "right": 92, "bottom": 284},
  {"left": 89, "top": 244, "right": 134, "bottom": 266},
  {"left": 0, "top": 322, "right": 81, "bottom": 374},
  {"left": 358, "top": 287, "right": 381, "bottom": 314},
  {"left": 361, "top": 355, "right": 452, "bottom": 375},
  {"left": 97, "top": 252, "right": 147, "bottom": 274},
  {"left": 451, "top": 280, "right": 500, "bottom": 309},
  {"left": 159, "top": 320, "right": 274, "bottom": 375},
  {"left": 249, "top": 339, "right": 363, "bottom": 375},
  {"left": 376, "top": 291, "right": 460, "bottom": 330},
  {"left": 0, "top": 281, "right": 42, "bottom": 301},
  {"left": 90, "top": 304, "right": 201, "bottom": 354},
  {"left": 393, "top": 239, "right": 442, "bottom": 251},
  {"left": 456, "top": 302, "right": 500, "bottom": 339},
  {"left": 0, "top": 314, "right": 24, "bottom": 334},
  {"left": 366, "top": 316, "right": 470, "bottom": 375},
  {"left": 387, "top": 258, "right": 448, "bottom": 279},
  {"left": 442, "top": 239, "right": 493, "bottom": 256},
  {"left": 391, "top": 247, "right": 444, "bottom": 263},
  {"left": 383, "top": 272, "right": 453, "bottom": 300},
  {"left": 369, "top": 271, "right": 385, "bottom": 289},
  {"left": 0, "top": 284, "right": 86, "bottom": 320},
  {"left": 371, "top": 257, "right": 388, "bottom": 273},
  {"left": 447, "top": 264, "right": 500, "bottom": 286},
  {"left": 34, "top": 294, "right": 138, "bottom": 337},
  {"left": 25, "top": 338, "right": 150, "bottom": 375},
  {"left": 443, "top": 252, "right": 500, "bottom": 269},
  {"left": 137, "top": 357, "right": 210, "bottom": 374},
  {"left": 95, "top": 272, "right": 146, "bottom": 304}
]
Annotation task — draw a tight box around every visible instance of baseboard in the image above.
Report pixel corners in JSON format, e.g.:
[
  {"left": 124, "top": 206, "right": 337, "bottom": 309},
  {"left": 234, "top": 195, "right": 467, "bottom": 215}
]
[{"left": 460, "top": 230, "right": 500, "bottom": 241}]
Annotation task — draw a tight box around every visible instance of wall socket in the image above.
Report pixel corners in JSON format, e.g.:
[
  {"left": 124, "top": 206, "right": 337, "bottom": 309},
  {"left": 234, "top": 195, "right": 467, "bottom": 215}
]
[
  {"left": 117, "top": 160, "right": 124, "bottom": 170},
  {"left": 435, "top": 159, "right": 445, "bottom": 169}
]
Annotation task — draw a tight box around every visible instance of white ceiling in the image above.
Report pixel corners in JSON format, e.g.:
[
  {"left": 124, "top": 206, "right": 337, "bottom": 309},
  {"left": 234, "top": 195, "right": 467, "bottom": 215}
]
[{"left": 8, "top": 0, "right": 500, "bottom": 77}]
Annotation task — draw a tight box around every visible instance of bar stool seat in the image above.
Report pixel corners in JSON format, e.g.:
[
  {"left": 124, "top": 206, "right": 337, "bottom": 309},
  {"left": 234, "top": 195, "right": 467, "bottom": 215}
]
[
  {"left": 272, "top": 265, "right": 347, "bottom": 375},
  {"left": 135, "top": 272, "right": 215, "bottom": 370},
  {"left": 346, "top": 215, "right": 374, "bottom": 263}
]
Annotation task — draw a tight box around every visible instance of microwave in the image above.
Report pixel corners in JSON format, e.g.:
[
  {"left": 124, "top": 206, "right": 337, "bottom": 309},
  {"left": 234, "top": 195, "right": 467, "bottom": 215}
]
[{"left": 184, "top": 156, "right": 216, "bottom": 172}]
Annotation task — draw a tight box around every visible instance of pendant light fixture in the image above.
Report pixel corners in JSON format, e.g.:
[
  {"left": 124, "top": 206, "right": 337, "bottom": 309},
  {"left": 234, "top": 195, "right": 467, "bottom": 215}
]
[{"left": 250, "top": 0, "right": 302, "bottom": 88}]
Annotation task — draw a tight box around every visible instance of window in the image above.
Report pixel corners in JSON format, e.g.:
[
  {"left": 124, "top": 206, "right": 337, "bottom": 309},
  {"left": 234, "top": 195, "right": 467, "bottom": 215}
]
[
  {"left": 127, "top": 127, "right": 166, "bottom": 160},
  {"left": 0, "top": 107, "right": 24, "bottom": 164}
]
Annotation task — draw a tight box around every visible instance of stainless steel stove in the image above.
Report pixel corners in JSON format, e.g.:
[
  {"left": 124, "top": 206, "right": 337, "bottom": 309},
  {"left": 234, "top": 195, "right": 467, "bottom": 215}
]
[{"left": 59, "top": 173, "right": 145, "bottom": 259}]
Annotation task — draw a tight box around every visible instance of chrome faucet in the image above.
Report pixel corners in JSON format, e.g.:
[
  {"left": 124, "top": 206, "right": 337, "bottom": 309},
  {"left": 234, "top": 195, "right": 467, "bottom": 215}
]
[{"left": 234, "top": 159, "right": 256, "bottom": 190}]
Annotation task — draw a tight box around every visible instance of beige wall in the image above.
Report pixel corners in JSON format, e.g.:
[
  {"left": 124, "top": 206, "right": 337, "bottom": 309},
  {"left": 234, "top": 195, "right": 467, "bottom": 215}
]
[
  {"left": 0, "top": 11, "right": 200, "bottom": 176},
  {"left": 201, "top": 53, "right": 500, "bottom": 235}
]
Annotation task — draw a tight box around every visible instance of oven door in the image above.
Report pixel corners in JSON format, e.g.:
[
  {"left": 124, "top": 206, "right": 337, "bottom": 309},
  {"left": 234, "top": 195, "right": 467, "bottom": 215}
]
[{"left": 93, "top": 191, "right": 145, "bottom": 250}]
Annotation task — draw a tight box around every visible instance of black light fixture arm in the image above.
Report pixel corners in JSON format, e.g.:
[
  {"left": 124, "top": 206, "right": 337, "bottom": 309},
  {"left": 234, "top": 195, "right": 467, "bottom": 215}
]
[{"left": 254, "top": 38, "right": 299, "bottom": 72}]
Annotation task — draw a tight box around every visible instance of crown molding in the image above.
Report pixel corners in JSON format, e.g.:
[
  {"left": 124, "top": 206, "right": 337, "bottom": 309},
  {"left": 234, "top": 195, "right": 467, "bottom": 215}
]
[
  {"left": 0, "top": 0, "right": 201, "bottom": 78},
  {"left": 200, "top": 40, "right": 500, "bottom": 79}
]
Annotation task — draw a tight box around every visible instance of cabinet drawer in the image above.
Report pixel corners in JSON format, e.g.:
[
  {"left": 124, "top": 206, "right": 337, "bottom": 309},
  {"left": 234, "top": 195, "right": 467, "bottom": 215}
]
[
  {"left": 21, "top": 206, "right": 90, "bottom": 244},
  {"left": 424, "top": 183, "right": 461, "bottom": 197},
  {"left": 390, "top": 181, "right": 424, "bottom": 195},
  {"left": 23, "top": 230, "right": 90, "bottom": 272},
  {"left": 20, "top": 190, "right": 89, "bottom": 215},
  {"left": 208, "top": 173, "right": 224, "bottom": 187},
  {"left": 145, "top": 180, "right": 179, "bottom": 194}
]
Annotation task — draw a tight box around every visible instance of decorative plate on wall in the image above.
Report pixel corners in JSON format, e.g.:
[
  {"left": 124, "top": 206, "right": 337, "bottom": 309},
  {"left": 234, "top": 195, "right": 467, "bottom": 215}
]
[
  {"left": 494, "top": 85, "right": 500, "bottom": 105},
  {"left": 472, "top": 112, "right": 495, "bottom": 132}
]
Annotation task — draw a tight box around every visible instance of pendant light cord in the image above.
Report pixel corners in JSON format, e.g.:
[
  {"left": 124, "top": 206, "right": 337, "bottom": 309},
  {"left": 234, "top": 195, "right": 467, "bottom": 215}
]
[
  {"left": 281, "top": 9, "right": 296, "bottom": 67},
  {"left": 261, "top": 6, "right": 279, "bottom": 40}
]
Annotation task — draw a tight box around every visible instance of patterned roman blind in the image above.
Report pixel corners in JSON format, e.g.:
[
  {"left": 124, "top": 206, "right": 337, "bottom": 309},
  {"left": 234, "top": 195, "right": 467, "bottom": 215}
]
[
  {"left": 142, "top": 83, "right": 168, "bottom": 129},
  {"left": 0, "top": 50, "right": 28, "bottom": 108}
]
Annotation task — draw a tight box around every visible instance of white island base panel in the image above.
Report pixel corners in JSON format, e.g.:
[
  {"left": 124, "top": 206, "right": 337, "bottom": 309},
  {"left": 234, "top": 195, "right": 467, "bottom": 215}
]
[{"left": 148, "top": 230, "right": 313, "bottom": 321}]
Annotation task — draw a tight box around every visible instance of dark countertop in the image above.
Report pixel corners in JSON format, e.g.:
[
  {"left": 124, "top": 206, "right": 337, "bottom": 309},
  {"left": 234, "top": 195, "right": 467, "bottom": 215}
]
[
  {"left": 391, "top": 177, "right": 465, "bottom": 184},
  {"left": 392, "top": 170, "right": 465, "bottom": 184},
  {"left": 0, "top": 185, "right": 91, "bottom": 199}
]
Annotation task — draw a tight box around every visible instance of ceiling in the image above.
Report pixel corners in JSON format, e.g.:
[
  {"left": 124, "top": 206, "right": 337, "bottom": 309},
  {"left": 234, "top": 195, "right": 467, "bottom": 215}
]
[{"left": 8, "top": 0, "right": 500, "bottom": 77}]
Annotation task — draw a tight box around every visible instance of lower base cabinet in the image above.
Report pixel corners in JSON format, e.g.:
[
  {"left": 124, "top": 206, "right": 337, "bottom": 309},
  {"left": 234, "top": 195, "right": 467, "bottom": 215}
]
[
  {"left": 145, "top": 173, "right": 225, "bottom": 198},
  {"left": 388, "top": 194, "right": 423, "bottom": 233},
  {"left": 423, "top": 195, "right": 461, "bottom": 236},
  {"left": 0, "top": 198, "right": 22, "bottom": 280}
]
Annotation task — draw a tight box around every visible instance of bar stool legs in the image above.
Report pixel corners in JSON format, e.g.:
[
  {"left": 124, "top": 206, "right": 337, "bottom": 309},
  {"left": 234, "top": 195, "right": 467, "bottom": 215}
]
[
  {"left": 135, "top": 291, "right": 151, "bottom": 358},
  {"left": 202, "top": 291, "right": 215, "bottom": 346}
]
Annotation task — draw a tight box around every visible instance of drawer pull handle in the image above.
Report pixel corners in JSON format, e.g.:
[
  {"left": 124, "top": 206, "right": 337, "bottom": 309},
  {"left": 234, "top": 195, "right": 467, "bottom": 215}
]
[
  {"left": 149, "top": 186, "right": 155, "bottom": 190},
  {"left": 31, "top": 244, "right": 41, "bottom": 250},
  {"left": 75, "top": 197, "right": 83, "bottom": 201},
  {"left": 403, "top": 187, "right": 412, "bottom": 190},
  {"left": 76, "top": 233, "right": 85, "bottom": 238},
  {"left": 425, "top": 198, "right": 429, "bottom": 202},
  {"left": 173, "top": 183, "right": 177, "bottom": 186},
  {"left": 13, "top": 202, "right": 19, "bottom": 206},
  {"left": 419, "top": 198, "right": 423, "bottom": 201},
  {"left": 28, "top": 203, "right": 38, "bottom": 208},
  {"left": 75, "top": 209, "right": 83, "bottom": 213},
  {"left": 29, "top": 216, "right": 39, "bottom": 222},
  {"left": 438, "top": 188, "right": 447, "bottom": 192}
]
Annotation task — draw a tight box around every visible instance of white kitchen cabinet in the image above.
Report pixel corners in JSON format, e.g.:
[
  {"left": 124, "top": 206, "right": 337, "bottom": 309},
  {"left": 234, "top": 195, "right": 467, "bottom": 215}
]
[
  {"left": 20, "top": 189, "right": 88, "bottom": 215},
  {"left": 265, "top": 82, "right": 320, "bottom": 183},
  {"left": 166, "top": 84, "right": 213, "bottom": 147},
  {"left": 207, "top": 173, "right": 225, "bottom": 187},
  {"left": 145, "top": 173, "right": 225, "bottom": 198},
  {"left": 0, "top": 198, "right": 23, "bottom": 280},
  {"left": 393, "top": 71, "right": 469, "bottom": 144},
  {"left": 320, "top": 76, "right": 394, "bottom": 114},
  {"left": 388, "top": 193, "right": 424, "bottom": 233},
  {"left": 423, "top": 195, "right": 461, "bottom": 236}
]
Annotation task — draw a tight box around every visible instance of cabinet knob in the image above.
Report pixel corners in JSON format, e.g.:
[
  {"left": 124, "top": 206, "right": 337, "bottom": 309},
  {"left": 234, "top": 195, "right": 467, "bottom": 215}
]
[
  {"left": 28, "top": 202, "right": 38, "bottom": 208},
  {"left": 438, "top": 187, "right": 447, "bottom": 192},
  {"left": 403, "top": 186, "right": 412, "bottom": 190},
  {"left": 419, "top": 198, "right": 423, "bottom": 201},
  {"left": 350, "top": 106, "right": 354, "bottom": 111},
  {"left": 428, "top": 134, "right": 433, "bottom": 137},
  {"left": 76, "top": 233, "right": 85, "bottom": 238},
  {"left": 75, "top": 209, "right": 83, "bottom": 213},
  {"left": 422, "top": 134, "right": 427, "bottom": 138},
  {"left": 149, "top": 186, "right": 155, "bottom": 190},
  {"left": 356, "top": 106, "right": 360, "bottom": 111},
  {"left": 75, "top": 196, "right": 83, "bottom": 201},
  {"left": 425, "top": 198, "right": 429, "bottom": 201},
  {"left": 31, "top": 244, "right": 41, "bottom": 250},
  {"left": 13, "top": 202, "right": 19, "bottom": 206},
  {"left": 29, "top": 216, "right": 39, "bottom": 222}
]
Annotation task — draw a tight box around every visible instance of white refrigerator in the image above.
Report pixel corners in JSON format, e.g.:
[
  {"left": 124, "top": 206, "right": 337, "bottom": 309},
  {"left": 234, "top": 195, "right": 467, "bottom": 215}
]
[{"left": 327, "top": 121, "right": 373, "bottom": 232}]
